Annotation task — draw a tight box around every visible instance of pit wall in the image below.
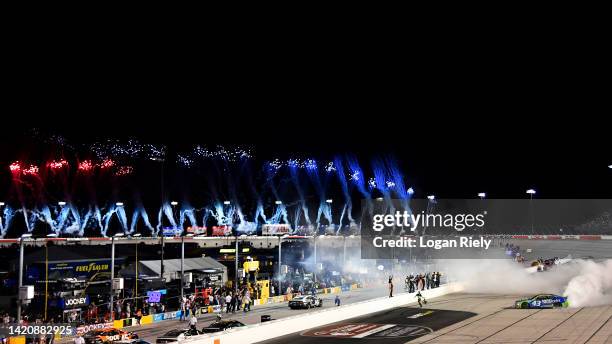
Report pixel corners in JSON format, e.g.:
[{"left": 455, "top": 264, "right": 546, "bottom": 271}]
[{"left": 184, "top": 283, "right": 464, "bottom": 344}]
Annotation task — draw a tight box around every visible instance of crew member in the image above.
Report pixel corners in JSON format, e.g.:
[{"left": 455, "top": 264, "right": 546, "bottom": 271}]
[{"left": 189, "top": 313, "right": 198, "bottom": 330}]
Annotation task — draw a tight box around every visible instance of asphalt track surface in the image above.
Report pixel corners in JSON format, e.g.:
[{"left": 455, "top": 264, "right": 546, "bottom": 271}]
[{"left": 257, "top": 293, "right": 612, "bottom": 344}]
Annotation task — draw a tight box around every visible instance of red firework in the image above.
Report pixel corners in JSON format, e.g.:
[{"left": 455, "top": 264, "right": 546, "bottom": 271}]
[
  {"left": 47, "top": 159, "right": 69, "bottom": 170},
  {"left": 99, "top": 159, "right": 115, "bottom": 169},
  {"left": 115, "top": 165, "right": 134, "bottom": 176},
  {"left": 23, "top": 165, "right": 39, "bottom": 175},
  {"left": 78, "top": 160, "right": 94, "bottom": 173},
  {"left": 9, "top": 161, "right": 22, "bottom": 173}
]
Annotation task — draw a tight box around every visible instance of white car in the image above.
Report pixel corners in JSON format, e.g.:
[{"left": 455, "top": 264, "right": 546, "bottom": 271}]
[{"left": 288, "top": 295, "right": 323, "bottom": 309}]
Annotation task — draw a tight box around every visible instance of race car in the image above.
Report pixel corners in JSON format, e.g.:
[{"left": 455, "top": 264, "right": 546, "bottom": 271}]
[
  {"left": 84, "top": 328, "right": 139, "bottom": 344},
  {"left": 201, "top": 320, "right": 246, "bottom": 333},
  {"left": 515, "top": 294, "right": 569, "bottom": 309},
  {"left": 288, "top": 295, "right": 323, "bottom": 309},
  {"left": 156, "top": 328, "right": 201, "bottom": 343}
]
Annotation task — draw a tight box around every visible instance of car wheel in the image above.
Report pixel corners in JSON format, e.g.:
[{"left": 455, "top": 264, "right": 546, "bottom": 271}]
[
  {"left": 521, "top": 302, "right": 528, "bottom": 309},
  {"left": 307, "top": 304, "right": 311, "bottom": 309}
]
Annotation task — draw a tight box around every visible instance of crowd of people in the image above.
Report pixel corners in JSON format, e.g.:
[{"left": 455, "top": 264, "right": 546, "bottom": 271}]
[
  {"left": 387, "top": 272, "right": 443, "bottom": 298},
  {"left": 404, "top": 272, "right": 442, "bottom": 293}
]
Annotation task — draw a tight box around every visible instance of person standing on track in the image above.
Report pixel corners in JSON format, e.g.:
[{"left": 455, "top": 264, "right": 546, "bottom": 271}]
[
  {"left": 415, "top": 291, "right": 427, "bottom": 307},
  {"left": 189, "top": 313, "right": 198, "bottom": 330},
  {"left": 388, "top": 275, "right": 394, "bottom": 298}
]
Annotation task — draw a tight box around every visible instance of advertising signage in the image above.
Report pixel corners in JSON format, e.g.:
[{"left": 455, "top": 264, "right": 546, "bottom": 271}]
[
  {"left": 26, "top": 258, "right": 125, "bottom": 282},
  {"left": 60, "top": 295, "right": 90, "bottom": 309}
]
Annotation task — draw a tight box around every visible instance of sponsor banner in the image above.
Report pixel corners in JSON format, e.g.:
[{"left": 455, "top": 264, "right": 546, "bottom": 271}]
[
  {"left": 579, "top": 235, "right": 601, "bottom": 240},
  {"left": 186, "top": 226, "right": 207, "bottom": 235},
  {"left": 303, "top": 323, "right": 396, "bottom": 338},
  {"left": 60, "top": 295, "right": 90, "bottom": 309},
  {"left": 76, "top": 322, "right": 113, "bottom": 335},
  {"left": 147, "top": 291, "right": 161, "bottom": 303},
  {"left": 303, "top": 323, "right": 433, "bottom": 339},
  {"left": 261, "top": 224, "right": 291, "bottom": 235},
  {"left": 212, "top": 225, "right": 232, "bottom": 236},
  {"left": 153, "top": 313, "right": 164, "bottom": 322},
  {"left": 165, "top": 311, "right": 178, "bottom": 320},
  {"left": 162, "top": 227, "right": 182, "bottom": 237},
  {"left": 27, "top": 259, "right": 124, "bottom": 282}
]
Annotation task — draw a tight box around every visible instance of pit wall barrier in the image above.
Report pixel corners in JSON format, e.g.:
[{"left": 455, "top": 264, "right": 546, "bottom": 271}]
[
  {"left": 510, "top": 235, "right": 612, "bottom": 240},
  {"left": 184, "top": 283, "right": 464, "bottom": 344},
  {"left": 52, "top": 284, "right": 365, "bottom": 341}
]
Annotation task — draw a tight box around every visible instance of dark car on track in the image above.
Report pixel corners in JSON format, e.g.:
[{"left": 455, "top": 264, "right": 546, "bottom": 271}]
[
  {"left": 155, "top": 328, "right": 201, "bottom": 344},
  {"left": 515, "top": 294, "right": 569, "bottom": 309},
  {"left": 288, "top": 295, "right": 323, "bottom": 309},
  {"left": 201, "top": 320, "right": 246, "bottom": 333}
]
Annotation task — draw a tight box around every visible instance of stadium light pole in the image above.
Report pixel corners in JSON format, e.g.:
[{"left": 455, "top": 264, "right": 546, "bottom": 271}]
[
  {"left": 278, "top": 234, "right": 289, "bottom": 295},
  {"left": 526, "top": 189, "right": 536, "bottom": 234},
  {"left": 109, "top": 232, "right": 124, "bottom": 321},
  {"left": 16, "top": 233, "right": 32, "bottom": 323},
  {"left": 235, "top": 234, "right": 246, "bottom": 294},
  {"left": 181, "top": 233, "right": 194, "bottom": 303},
  {"left": 44, "top": 233, "right": 58, "bottom": 321},
  {"left": 313, "top": 235, "right": 317, "bottom": 284}
]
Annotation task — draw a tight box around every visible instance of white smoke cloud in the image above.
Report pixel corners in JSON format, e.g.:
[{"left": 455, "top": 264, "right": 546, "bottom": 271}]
[
  {"left": 563, "top": 260, "right": 612, "bottom": 307},
  {"left": 442, "top": 259, "right": 612, "bottom": 307}
]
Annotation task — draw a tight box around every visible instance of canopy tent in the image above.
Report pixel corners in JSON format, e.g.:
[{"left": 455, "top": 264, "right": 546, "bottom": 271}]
[{"left": 119, "top": 256, "right": 227, "bottom": 282}]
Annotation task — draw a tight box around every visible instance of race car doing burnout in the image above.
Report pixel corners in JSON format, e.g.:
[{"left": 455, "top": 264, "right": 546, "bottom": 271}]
[
  {"left": 84, "top": 328, "right": 138, "bottom": 344},
  {"left": 288, "top": 295, "right": 323, "bottom": 309},
  {"left": 515, "top": 294, "right": 569, "bottom": 309}
]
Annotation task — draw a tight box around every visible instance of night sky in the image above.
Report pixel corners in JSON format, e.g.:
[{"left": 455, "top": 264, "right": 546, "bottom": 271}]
[{"left": 1, "top": 126, "right": 610, "bottom": 201}]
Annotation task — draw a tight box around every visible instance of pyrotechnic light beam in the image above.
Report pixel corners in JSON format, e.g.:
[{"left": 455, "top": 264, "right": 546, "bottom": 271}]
[
  {"left": 478, "top": 192, "right": 486, "bottom": 198},
  {"left": 427, "top": 195, "right": 435, "bottom": 200},
  {"left": 526, "top": 189, "right": 536, "bottom": 195},
  {"left": 115, "top": 202, "right": 124, "bottom": 207},
  {"left": 58, "top": 202, "right": 67, "bottom": 206},
  {"left": 275, "top": 201, "right": 282, "bottom": 205},
  {"left": 223, "top": 201, "right": 231, "bottom": 205},
  {"left": 170, "top": 201, "right": 178, "bottom": 206},
  {"left": 407, "top": 188, "right": 414, "bottom": 195},
  {"left": 326, "top": 199, "right": 333, "bottom": 203}
]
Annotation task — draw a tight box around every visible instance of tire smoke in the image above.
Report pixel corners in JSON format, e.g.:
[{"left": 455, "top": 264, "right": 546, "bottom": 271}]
[{"left": 443, "top": 259, "right": 612, "bottom": 307}]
